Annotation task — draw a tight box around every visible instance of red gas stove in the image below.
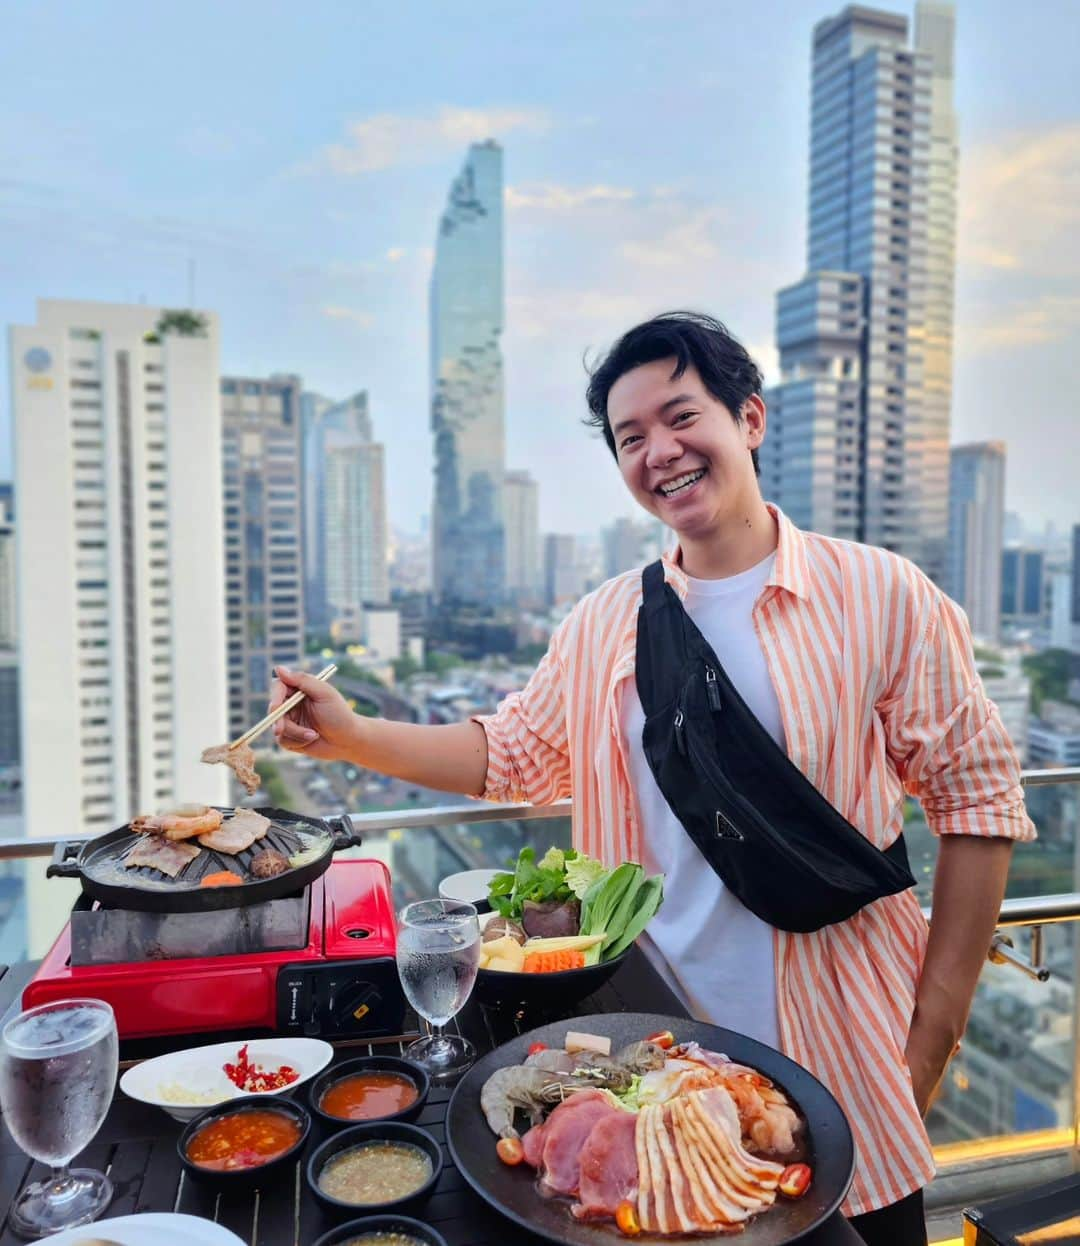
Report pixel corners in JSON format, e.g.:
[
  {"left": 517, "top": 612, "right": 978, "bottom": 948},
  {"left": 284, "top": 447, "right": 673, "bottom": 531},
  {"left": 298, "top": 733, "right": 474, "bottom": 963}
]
[{"left": 24, "top": 859, "right": 409, "bottom": 1041}]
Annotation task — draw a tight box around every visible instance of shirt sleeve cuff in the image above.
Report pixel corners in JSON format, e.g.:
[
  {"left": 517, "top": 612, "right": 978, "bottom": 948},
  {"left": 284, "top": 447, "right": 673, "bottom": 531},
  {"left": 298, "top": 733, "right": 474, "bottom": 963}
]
[
  {"left": 928, "top": 791, "right": 1037, "bottom": 841},
  {"left": 469, "top": 712, "right": 523, "bottom": 804}
]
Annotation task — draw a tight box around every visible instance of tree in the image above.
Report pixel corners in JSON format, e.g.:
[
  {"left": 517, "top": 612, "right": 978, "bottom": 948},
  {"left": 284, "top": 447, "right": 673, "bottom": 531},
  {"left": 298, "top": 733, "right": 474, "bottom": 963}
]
[{"left": 155, "top": 309, "right": 209, "bottom": 339}]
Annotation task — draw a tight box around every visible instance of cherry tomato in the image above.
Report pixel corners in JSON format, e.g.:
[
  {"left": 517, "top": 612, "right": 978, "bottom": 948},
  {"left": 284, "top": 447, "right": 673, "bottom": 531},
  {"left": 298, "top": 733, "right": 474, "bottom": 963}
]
[
  {"left": 779, "top": 1163, "right": 812, "bottom": 1198},
  {"left": 615, "top": 1199, "right": 642, "bottom": 1236},
  {"left": 645, "top": 1030, "right": 675, "bottom": 1051},
  {"left": 496, "top": 1137, "right": 525, "bottom": 1166},
  {"left": 527, "top": 1042, "right": 548, "bottom": 1057}
]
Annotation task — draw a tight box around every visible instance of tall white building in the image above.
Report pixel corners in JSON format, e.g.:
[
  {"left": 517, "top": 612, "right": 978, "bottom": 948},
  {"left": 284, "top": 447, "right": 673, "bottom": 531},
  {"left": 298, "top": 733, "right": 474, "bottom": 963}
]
[
  {"left": 947, "top": 441, "right": 1005, "bottom": 643},
  {"left": 503, "top": 470, "right": 540, "bottom": 602},
  {"left": 221, "top": 375, "right": 305, "bottom": 741},
  {"left": 9, "top": 300, "right": 228, "bottom": 838},
  {"left": 544, "top": 534, "right": 583, "bottom": 607}
]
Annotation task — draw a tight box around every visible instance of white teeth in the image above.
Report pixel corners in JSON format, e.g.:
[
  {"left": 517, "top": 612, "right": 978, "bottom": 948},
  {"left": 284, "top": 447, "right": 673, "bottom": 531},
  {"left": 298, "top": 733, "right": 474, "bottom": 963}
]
[{"left": 659, "top": 469, "right": 705, "bottom": 497}]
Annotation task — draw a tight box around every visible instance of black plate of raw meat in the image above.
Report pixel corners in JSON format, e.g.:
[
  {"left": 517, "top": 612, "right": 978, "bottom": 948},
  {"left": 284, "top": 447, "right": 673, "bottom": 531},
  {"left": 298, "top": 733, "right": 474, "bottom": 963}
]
[{"left": 446, "top": 1012, "right": 854, "bottom": 1245}]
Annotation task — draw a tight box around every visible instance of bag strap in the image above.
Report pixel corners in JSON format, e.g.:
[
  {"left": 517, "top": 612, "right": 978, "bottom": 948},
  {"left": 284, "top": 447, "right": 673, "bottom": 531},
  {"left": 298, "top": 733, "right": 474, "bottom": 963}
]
[{"left": 637, "top": 562, "right": 688, "bottom": 715}]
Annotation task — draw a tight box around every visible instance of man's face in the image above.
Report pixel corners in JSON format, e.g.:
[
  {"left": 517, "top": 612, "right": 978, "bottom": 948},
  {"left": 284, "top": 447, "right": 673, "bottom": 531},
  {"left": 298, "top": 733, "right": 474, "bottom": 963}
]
[{"left": 608, "top": 359, "right": 764, "bottom": 540}]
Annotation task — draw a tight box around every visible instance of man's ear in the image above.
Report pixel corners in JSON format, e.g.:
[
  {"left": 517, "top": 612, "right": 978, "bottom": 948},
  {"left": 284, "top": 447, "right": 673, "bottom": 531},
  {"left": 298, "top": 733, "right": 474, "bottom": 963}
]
[{"left": 742, "top": 394, "right": 766, "bottom": 451}]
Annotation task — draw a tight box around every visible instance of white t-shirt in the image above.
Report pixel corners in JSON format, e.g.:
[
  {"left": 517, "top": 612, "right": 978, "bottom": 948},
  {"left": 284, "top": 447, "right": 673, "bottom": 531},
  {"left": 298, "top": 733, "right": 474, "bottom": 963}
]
[{"left": 621, "top": 553, "right": 782, "bottom": 1048}]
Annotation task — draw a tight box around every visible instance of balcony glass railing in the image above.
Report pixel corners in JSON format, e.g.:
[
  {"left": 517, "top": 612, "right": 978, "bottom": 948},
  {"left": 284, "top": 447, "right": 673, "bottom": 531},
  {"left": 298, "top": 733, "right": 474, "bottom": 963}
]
[{"left": 2, "top": 768, "right": 1079, "bottom": 1236}]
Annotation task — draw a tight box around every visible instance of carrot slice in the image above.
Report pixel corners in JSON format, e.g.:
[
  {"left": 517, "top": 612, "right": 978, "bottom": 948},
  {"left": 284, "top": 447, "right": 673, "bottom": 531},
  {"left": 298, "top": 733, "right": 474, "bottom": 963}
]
[{"left": 200, "top": 870, "right": 243, "bottom": 887}]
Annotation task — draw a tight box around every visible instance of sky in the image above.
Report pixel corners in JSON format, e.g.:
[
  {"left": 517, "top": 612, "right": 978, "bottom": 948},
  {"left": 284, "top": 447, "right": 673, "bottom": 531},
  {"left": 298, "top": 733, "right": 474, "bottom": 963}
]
[{"left": 2, "top": 0, "right": 1078, "bottom": 539}]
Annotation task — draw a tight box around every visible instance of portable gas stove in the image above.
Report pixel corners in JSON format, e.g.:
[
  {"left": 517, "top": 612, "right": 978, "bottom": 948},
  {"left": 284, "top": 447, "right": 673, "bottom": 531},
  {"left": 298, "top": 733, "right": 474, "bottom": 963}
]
[{"left": 24, "top": 859, "right": 409, "bottom": 1041}]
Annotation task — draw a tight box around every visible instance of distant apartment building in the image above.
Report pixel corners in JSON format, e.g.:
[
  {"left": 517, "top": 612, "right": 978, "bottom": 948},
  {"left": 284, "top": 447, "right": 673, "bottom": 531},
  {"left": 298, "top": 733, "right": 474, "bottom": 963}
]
[
  {"left": 1002, "top": 548, "right": 1045, "bottom": 623},
  {"left": 430, "top": 141, "right": 506, "bottom": 606},
  {"left": 1072, "top": 525, "right": 1080, "bottom": 626},
  {"left": 9, "top": 299, "right": 228, "bottom": 837},
  {"left": 324, "top": 436, "right": 389, "bottom": 623},
  {"left": 504, "top": 470, "right": 540, "bottom": 603},
  {"left": 221, "top": 374, "right": 305, "bottom": 741},
  {"left": 0, "top": 651, "right": 18, "bottom": 768},
  {"left": 947, "top": 442, "right": 1005, "bottom": 642},
  {"left": 1028, "top": 702, "right": 1080, "bottom": 770},
  {"left": 301, "top": 391, "right": 384, "bottom": 629},
  {"left": 762, "top": 2, "right": 957, "bottom": 585},
  {"left": 603, "top": 517, "right": 650, "bottom": 579},
  {"left": 0, "top": 487, "right": 14, "bottom": 649},
  {"left": 544, "top": 534, "right": 583, "bottom": 607}
]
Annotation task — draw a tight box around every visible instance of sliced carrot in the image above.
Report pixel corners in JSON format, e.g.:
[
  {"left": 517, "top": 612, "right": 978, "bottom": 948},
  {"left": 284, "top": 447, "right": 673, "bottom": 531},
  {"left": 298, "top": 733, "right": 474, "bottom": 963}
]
[
  {"left": 200, "top": 871, "right": 243, "bottom": 888},
  {"left": 522, "top": 949, "right": 586, "bottom": 974}
]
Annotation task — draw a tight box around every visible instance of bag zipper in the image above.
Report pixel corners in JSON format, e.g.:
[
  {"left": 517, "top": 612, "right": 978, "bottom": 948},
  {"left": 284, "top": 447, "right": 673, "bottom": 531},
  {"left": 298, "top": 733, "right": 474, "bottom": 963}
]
[
  {"left": 674, "top": 707, "right": 687, "bottom": 755},
  {"left": 704, "top": 665, "right": 722, "bottom": 712}
]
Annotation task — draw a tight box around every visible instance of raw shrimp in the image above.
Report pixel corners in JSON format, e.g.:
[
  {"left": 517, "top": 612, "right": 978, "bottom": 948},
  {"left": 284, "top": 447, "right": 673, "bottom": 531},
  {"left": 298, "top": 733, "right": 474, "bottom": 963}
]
[{"left": 481, "top": 1066, "right": 577, "bottom": 1138}]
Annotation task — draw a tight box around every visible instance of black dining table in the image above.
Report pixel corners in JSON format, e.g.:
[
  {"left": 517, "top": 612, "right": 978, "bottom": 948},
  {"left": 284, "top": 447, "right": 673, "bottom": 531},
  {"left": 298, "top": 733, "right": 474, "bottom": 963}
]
[{"left": 0, "top": 953, "right": 864, "bottom": 1245}]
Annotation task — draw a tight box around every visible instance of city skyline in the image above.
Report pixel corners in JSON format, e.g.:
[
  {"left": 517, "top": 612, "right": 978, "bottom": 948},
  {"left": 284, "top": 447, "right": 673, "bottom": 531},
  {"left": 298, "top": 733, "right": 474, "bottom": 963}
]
[{"left": 1, "top": 1, "right": 1078, "bottom": 539}]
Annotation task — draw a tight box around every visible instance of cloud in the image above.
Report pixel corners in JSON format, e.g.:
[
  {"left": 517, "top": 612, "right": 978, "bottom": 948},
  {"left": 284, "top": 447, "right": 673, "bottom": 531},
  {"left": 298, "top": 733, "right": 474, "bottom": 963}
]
[
  {"left": 299, "top": 107, "right": 549, "bottom": 177},
  {"left": 386, "top": 247, "right": 406, "bottom": 262},
  {"left": 620, "top": 210, "right": 723, "bottom": 269},
  {"left": 960, "top": 123, "right": 1080, "bottom": 277},
  {"left": 321, "top": 305, "right": 376, "bottom": 329},
  {"left": 956, "top": 294, "right": 1080, "bottom": 355},
  {"left": 505, "top": 183, "right": 635, "bottom": 212}
]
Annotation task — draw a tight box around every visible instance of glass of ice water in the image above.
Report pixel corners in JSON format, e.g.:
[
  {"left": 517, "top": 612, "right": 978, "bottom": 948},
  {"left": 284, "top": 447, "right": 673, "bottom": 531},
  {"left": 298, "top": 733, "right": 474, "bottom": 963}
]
[
  {"left": 0, "top": 998, "right": 118, "bottom": 1237},
  {"left": 396, "top": 898, "right": 480, "bottom": 1077}
]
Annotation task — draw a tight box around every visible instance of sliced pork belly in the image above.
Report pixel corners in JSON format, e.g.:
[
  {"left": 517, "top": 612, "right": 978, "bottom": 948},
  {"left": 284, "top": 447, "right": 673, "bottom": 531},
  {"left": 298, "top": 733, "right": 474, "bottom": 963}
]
[
  {"left": 198, "top": 808, "right": 271, "bottom": 855},
  {"left": 571, "top": 1109, "right": 638, "bottom": 1220},
  {"left": 124, "top": 833, "right": 201, "bottom": 878},
  {"left": 538, "top": 1090, "right": 623, "bottom": 1197}
]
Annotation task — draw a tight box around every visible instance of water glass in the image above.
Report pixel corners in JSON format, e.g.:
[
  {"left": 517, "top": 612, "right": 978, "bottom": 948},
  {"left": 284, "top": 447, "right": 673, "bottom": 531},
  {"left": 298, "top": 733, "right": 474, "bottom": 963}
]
[
  {"left": 396, "top": 899, "right": 481, "bottom": 1077},
  {"left": 0, "top": 998, "right": 118, "bottom": 1237}
]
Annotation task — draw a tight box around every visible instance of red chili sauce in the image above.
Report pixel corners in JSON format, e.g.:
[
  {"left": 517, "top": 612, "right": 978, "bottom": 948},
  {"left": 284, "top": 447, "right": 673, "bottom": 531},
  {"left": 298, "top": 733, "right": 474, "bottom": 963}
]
[
  {"left": 319, "top": 1072, "right": 419, "bottom": 1122},
  {"left": 186, "top": 1108, "right": 301, "bottom": 1171}
]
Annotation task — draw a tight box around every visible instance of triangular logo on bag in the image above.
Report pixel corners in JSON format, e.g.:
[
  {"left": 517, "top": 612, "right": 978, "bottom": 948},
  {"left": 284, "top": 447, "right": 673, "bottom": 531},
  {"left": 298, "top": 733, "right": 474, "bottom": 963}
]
[{"left": 714, "top": 810, "right": 745, "bottom": 842}]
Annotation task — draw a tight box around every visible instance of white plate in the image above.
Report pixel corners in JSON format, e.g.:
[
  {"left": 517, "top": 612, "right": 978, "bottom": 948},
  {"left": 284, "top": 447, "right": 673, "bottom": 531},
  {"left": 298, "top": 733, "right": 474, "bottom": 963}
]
[
  {"left": 119, "top": 1036, "right": 333, "bottom": 1122},
  {"left": 38, "top": 1211, "right": 247, "bottom": 1245}
]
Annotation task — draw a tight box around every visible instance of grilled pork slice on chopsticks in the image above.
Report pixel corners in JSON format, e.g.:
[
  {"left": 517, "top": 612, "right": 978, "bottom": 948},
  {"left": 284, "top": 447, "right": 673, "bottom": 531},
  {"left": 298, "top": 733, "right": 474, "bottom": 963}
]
[{"left": 198, "top": 807, "right": 271, "bottom": 854}]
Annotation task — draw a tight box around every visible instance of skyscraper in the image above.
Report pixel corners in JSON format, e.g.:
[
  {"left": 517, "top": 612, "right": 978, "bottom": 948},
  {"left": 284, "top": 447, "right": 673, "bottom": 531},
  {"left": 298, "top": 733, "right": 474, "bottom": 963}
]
[
  {"left": 762, "top": 3, "right": 957, "bottom": 585},
  {"left": 1001, "top": 548, "right": 1045, "bottom": 622},
  {"left": 323, "top": 434, "right": 389, "bottom": 623},
  {"left": 9, "top": 299, "right": 228, "bottom": 838},
  {"left": 947, "top": 442, "right": 1005, "bottom": 642},
  {"left": 300, "top": 390, "right": 375, "bottom": 631},
  {"left": 430, "top": 140, "right": 506, "bottom": 606},
  {"left": 221, "top": 374, "right": 305, "bottom": 741},
  {"left": 503, "top": 470, "right": 540, "bottom": 603},
  {"left": 544, "top": 534, "right": 582, "bottom": 607}
]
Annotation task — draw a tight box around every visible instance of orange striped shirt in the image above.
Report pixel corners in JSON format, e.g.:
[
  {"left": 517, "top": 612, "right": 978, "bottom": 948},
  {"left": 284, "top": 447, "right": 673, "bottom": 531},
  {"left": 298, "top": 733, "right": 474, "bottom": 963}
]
[{"left": 475, "top": 505, "right": 1035, "bottom": 1215}]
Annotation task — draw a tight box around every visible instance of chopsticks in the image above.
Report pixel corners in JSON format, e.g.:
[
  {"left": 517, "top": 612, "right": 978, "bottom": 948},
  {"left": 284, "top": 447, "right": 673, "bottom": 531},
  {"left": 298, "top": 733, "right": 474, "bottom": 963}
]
[{"left": 228, "top": 663, "right": 338, "bottom": 750}]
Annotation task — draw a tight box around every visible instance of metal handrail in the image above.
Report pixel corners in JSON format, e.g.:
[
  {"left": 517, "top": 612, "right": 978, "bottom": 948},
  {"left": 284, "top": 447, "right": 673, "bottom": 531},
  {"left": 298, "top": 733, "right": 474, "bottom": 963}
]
[{"left": 1, "top": 763, "right": 1078, "bottom": 861}]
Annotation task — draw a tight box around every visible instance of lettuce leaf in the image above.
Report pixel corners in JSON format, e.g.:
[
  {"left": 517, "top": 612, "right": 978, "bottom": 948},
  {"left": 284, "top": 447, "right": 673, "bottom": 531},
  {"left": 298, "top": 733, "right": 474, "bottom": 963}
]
[{"left": 564, "top": 853, "right": 605, "bottom": 900}]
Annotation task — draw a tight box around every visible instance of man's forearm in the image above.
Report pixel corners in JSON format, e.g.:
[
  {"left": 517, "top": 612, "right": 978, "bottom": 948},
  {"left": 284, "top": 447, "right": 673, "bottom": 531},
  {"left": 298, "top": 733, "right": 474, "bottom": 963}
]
[
  {"left": 907, "top": 835, "right": 1013, "bottom": 1112},
  {"left": 344, "top": 717, "right": 489, "bottom": 798}
]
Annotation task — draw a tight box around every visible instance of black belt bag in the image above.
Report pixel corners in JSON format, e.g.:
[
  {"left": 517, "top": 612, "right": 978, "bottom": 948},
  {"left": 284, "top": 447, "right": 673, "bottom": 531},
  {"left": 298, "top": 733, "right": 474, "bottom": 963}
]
[{"left": 635, "top": 561, "right": 915, "bottom": 933}]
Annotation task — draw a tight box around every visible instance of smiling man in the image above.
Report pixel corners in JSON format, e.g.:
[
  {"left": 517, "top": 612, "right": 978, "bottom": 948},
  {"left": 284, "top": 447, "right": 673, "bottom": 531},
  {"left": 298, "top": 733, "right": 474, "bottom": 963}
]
[{"left": 270, "top": 311, "right": 1034, "bottom": 1245}]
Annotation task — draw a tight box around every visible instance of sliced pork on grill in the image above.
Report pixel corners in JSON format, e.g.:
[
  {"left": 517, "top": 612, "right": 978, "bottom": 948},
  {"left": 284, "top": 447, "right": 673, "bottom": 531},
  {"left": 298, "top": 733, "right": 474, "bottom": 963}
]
[
  {"left": 123, "top": 834, "right": 201, "bottom": 878},
  {"left": 198, "top": 808, "right": 271, "bottom": 855}
]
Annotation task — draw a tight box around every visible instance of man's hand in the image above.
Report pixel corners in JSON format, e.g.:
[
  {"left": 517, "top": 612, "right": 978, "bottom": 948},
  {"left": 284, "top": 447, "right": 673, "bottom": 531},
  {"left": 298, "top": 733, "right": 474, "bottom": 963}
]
[{"left": 268, "top": 667, "right": 365, "bottom": 761}]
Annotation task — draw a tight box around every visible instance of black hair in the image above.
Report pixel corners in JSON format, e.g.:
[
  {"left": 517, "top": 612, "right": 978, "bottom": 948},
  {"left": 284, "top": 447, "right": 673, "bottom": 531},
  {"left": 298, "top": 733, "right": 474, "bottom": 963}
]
[{"left": 584, "top": 310, "right": 763, "bottom": 475}]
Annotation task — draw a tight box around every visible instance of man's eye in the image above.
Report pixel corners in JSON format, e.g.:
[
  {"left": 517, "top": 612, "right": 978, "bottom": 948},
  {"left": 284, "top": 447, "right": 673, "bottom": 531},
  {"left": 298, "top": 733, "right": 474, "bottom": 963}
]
[
  {"left": 619, "top": 435, "right": 641, "bottom": 450},
  {"left": 673, "top": 410, "right": 695, "bottom": 424}
]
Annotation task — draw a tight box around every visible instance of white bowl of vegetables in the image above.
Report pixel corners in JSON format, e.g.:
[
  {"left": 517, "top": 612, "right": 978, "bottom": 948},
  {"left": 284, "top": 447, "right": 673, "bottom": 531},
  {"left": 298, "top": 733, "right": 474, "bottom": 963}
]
[{"left": 472, "top": 847, "right": 663, "bottom": 1010}]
